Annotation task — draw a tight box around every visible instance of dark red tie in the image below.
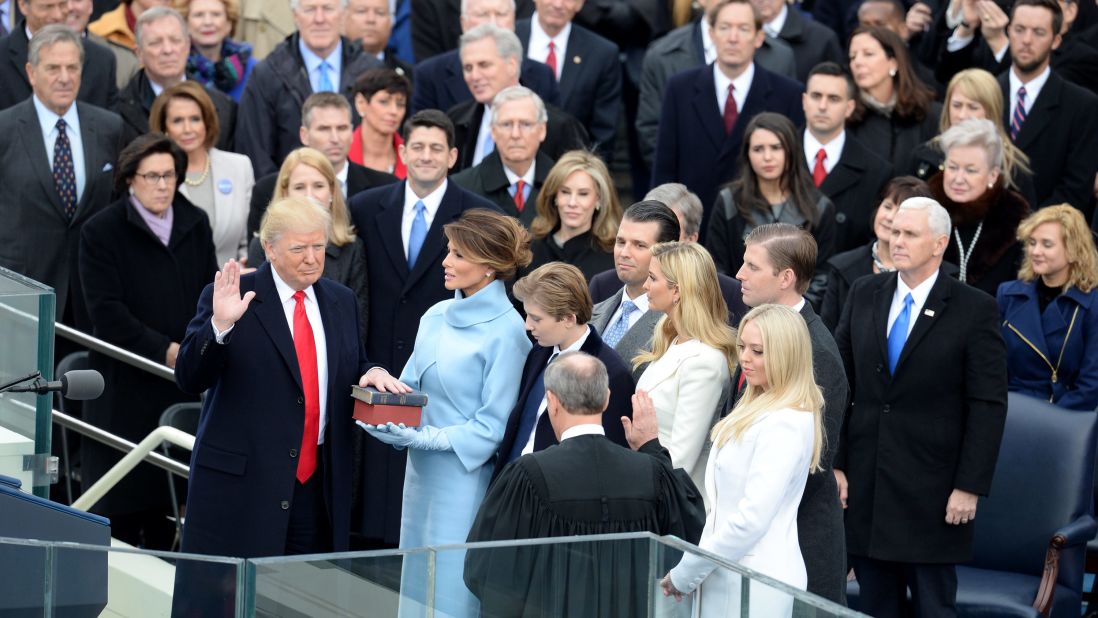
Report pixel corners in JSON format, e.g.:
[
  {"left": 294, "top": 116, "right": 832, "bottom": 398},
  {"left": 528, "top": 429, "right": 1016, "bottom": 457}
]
[
  {"left": 723, "top": 85, "right": 737, "bottom": 134},
  {"left": 546, "top": 41, "right": 558, "bottom": 79},
  {"left": 514, "top": 179, "right": 526, "bottom": 213},
  {"left": 293, "top": 291, "right": 320, "bottom": 483},
  {"left": 813, "top": 148, "right": 828, "bottom": 187}
]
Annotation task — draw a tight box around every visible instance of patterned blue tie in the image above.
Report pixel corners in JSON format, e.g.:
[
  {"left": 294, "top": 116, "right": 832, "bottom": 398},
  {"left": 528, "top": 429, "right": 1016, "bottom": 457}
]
[
  {"left": 505, "top": 352, "right": 558, "bottom": 464},
  {"left": 887, "top": 293, "right": 914, "bottom": 374},
  {"left": 317, "top": 61, "right": 334, "bottom": 92},
  {"left": 407, "top": 200, "right": 427, "bottom": 268},
  {"left": 1009, "top": 86, "right": 1026, "bottom": 142},
  {"left": 602, "top": 300, "right": 637, "bottom": 348},
  {"left": 53, "top": 119, "right": 77, "bottom": 219}
]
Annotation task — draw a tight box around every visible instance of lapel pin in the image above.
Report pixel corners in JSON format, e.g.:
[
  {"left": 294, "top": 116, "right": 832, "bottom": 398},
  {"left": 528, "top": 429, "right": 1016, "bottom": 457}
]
[
  {"left": 924, "top": 309, "right": 935, "bottom": 317},
  {"left": 573, "top": 56, "right": 581, "bottom": 64}
]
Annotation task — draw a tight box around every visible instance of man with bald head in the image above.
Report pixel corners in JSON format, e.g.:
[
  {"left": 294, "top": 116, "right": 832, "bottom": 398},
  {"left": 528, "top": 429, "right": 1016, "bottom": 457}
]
[{"left": 835, "top": 198, "right": 1007, "bottom": 617}]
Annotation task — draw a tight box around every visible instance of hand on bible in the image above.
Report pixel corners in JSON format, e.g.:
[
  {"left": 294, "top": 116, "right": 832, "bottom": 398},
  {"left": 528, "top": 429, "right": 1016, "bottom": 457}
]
[
  {"left": 623, "top": 389, "right": 660, "bottom": 450},
  {"left": 359, "top": 367, "right": 412, "bottom": 393},
  {"left": 211, "top": 260, "right": 255, "bottom": 332}
]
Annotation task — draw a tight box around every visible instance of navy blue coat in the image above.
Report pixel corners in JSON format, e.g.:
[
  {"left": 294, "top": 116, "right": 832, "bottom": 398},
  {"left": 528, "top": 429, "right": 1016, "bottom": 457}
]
[
  {"left": 176, "top": 263, "right": 374, "bottom": 558},
  {"left": 997, "top": 279, "right": 1098, "bottom": 411},
  {"left": 409, "top": 49, "right": 561, "bottom": 114},
  {"left": 347, "top": 180, "right": 499, "bottom": 544},
  {"left": 652, "top": 63, "right": 805, "bottom": 230}
]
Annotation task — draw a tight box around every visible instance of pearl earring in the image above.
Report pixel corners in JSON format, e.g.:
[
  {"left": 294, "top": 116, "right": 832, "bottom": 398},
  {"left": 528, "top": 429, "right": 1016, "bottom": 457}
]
[
  {"left": 889, "top": 68, "right": 897, "bottom": 77},
  {"left": 987, "top": 182, "right": 994, "bottom": 189},
  {"left": 128, "top": 186, "right": 135, "bottom": 196}
]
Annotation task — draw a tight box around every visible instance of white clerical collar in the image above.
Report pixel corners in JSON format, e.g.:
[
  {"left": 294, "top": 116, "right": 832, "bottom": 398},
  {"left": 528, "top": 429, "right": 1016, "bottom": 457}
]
[{"left": 560, "top": 424, "right": 606, "bottom": 441}]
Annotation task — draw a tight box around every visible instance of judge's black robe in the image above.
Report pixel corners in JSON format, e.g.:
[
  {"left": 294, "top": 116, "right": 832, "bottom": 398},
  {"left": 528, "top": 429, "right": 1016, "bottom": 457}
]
[{"left": 464, "top": 435, "right": 705, "bottom": 618}]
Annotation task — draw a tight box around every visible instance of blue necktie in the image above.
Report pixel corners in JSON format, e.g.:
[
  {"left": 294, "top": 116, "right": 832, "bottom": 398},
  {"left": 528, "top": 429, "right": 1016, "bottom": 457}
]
[
  {"left": 53, "top": 119, "right": 77, "bottom": 219},
  {"left": 481, "top": 131, "right": 495, "bottom": 159},
  {"left": 407, "top": 200, "right": 427, "bottom": 268},
  {"left": 317, "top": 61, "right": 334, "bottom": 92},
  {"left": 602, "top": 300, "right": 637, "bottom": 348},
  {"left": 506, "top": 353, "right": 558, "bottom": 464},
  {"left": 887, "top": 293, "right": 914, "bottom": 374}
]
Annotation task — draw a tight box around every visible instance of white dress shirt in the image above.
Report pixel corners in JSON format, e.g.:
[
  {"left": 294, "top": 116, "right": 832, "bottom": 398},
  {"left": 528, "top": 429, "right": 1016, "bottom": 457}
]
[
  {"left": 528, "top": 13, "right": 572, "bottom": 81},
  {"left": 606, "top": 289, "right": 650, "bottom": 335},
  {"left": 699, "top": 19, "right": 717, "bottom": 65},
  {"left": 803, "top": 129, "right": 845, "bottom": 175},
  {"left": 336, "top": 161, "right": 349, "bottom": 198},
  {"left": 714, "top": 61, "right": 754, "bottom": 118},
  {"left": 473, "top": 104, "right": 494, "bottom": 166},
  {"left": 33, "top": 95, "right": 86, "bottom": 204},
  {"left": 888, "top": 270, "right": 939, "bottom": 339},
  {"left": 299, "top": 39, "right": 344, "bottom": 93},
  {"left": 503, "top": 160, "right": 536, "bottom": 203},
  {"left": 148, "top": 75, "right": 187, "bottom": 97},
  {"left": 560, "top": 423, "right": 606, "bottom": 441},
  {"left": 763, "top": 4, "right": 789, "bottom": 38},
  {"left": 520, "top": 326, "right": 591, "bottom": 456},
  {"left": 1008, "top": 65, "right": 1051, "bottom": 122},
  {"left": 402, "top": 179, "right": 447, "bottom": 254}
]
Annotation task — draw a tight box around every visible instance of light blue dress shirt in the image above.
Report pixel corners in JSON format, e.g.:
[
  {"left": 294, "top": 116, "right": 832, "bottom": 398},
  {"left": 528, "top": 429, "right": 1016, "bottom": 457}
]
[
  {"left": 33, "top": 96, "right": 86, "bottom": 204},
  {"left": 298, "top": 39, "right": 343, "bottom": 93}
]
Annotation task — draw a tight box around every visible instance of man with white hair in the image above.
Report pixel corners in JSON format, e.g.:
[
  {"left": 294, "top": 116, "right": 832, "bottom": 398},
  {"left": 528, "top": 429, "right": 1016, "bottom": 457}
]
[
  {"left": 114, "top": 6, "right": 236, "bottom": 149},
  {"left": 834, "top": 197, "right": 1008, "bottom": 617},
  {"left": 448, "top": 23, "right": 586, "bottom": 172},
  {"left": 236, "top": 0, "right": 381, "bottom": 176}
]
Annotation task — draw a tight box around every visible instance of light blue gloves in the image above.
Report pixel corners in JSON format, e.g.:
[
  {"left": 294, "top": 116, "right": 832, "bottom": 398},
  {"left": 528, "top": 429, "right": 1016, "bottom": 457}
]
[{"left": 357, "top": 421, "right": 452, "bottom": 452}]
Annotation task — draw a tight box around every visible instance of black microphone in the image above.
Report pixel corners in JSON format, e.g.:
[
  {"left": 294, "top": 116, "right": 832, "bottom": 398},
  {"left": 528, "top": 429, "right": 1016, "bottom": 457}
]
[{"left": 9, "top": 370, "right": 105, "bottom": 400}]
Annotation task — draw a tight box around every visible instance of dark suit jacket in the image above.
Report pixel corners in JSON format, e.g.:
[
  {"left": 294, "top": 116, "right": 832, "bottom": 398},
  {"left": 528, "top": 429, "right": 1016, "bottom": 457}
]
[
  {"left": 516, "top": 19, "right": 621, "bottom": 157},
  {"left": 410, "top": 0, "right": 535, "bottom": 61},
  {"left": 347, "top": 180, "right": 499, "bottom": 543},
  {"left": 587, "top": 268, "right": 748, "bottom": 326},
  {"left": 998, "top": 70, "right": 1098, "bottom": 210},
  {"left": 448, "top": 99, "right": 588, "bottom": 172},
  {"left": 0, "top": 99, "right": 123, "bottom": 328},
  {"left": 652, "top": 63, "right": 805, "bottom": 229},
  {"left": 115, "top": 70, "right": 236, "bottom": 152},
  {"left": 636, "top": 19, "right": 797, "bottom": 168},
  {"left": 491, "top": 328, "right": 635, "bottom": 480},
  {"left": 175, "top": 262, "right": 375, "bottom": 558},
  {"left": 776, "top": 6, "right": 844, "bottom": 83},
  {"left": 834, "top": 270, "right": 1008, "bottom": 564},
  {"left": 410, "top": 49, "right": 561, "bottom": 114},
  {"left": 450, "top": 149, "right": 553, "bottom": 226},
  {"left": 246, "top": 162, "right": 398, "bottom": 238},
  {"left": 0, "top": 20, "right": 118, "bottom": 111},
  {"left": 814, "top": 133, "right": 893, "bottom": 253}
]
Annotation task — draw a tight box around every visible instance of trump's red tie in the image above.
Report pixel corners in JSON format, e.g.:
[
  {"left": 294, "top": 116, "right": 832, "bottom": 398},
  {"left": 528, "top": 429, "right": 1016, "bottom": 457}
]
[{"left": 293, "top": 291, "right": 320, "bottom": 483}]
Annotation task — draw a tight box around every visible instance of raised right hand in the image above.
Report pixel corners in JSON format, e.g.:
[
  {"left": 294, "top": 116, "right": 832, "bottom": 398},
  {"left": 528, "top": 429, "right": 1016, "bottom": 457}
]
[{"left": 211, "top": 260, "right": 256, "bottom": 332}]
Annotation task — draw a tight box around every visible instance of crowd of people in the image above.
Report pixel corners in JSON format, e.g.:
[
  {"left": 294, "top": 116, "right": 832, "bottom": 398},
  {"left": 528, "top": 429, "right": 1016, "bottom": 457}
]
[{"left": 1, "top": 0, "right": 1097, "bottom": 615}]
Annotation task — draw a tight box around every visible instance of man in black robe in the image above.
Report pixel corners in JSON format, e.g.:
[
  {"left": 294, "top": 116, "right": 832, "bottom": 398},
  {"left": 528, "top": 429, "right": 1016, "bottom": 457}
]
[{"left": 464, "top": 351, "right": 705, "bottom": 618}]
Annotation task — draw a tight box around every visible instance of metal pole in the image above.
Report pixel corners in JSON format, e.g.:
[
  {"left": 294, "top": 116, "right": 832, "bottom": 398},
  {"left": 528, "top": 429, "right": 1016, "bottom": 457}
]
[
  {"left": 71, "top": 425, "right": 195, "bottom": 511},
  {"left": 51, "top": 409, "right": 191, "bottom": 479}
]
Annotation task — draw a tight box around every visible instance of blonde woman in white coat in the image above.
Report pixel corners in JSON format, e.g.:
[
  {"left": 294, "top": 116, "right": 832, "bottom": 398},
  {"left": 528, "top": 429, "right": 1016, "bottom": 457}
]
[
  {"left": 634, "top": 242, "right": 736, "bottom": 494},
  {"left": 151, "top": 81, "right": 254, "bottom": 265},
  {"left": 662, "top": 304, "right": 824, "bottom": 617}
]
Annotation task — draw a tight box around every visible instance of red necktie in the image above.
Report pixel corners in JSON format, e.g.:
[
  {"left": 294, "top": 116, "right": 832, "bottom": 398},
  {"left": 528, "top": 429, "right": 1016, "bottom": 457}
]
[
  {"left": 546, "top": 41, "right": 558, "bottom": 79},
  {"left": 292, "top": 291, "right": 320, "bottom": 483},
  {"left": 737, "top": 370, "right": 746, "bottom": 394},
  {"left": 813, "top": 148, "right": 828, "bottom": 188},
  {"left": 514, "top": 179, "right": 526, "bottom": 213},
  {"left": 723, "top": 84, "right": 737, "bottom": 134}
]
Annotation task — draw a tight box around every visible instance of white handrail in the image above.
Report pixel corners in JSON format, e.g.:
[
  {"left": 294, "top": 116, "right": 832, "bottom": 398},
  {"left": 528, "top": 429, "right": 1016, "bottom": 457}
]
[{"left": 72, "top": 426, "right": 195, "bottom": 511}]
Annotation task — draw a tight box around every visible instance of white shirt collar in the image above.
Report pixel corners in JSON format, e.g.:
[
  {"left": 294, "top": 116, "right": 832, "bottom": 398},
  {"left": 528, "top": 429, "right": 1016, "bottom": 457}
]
[
  {"left": 33, "top": 95, "right": 79, "bottom": 137},
  {"left": 560, "top": 423, "right": 606, "bottom": 441},
  {"left": 404, "top": 178, "right": 448, "bottom": 216},
  {"left": 803, "top": 129, "right": 845, "bottom": 175},
  {"left": 503, "top": 159, "right": 536, "bottom": 186},
  {"left": 790, "top": 297, "right": 807, "bottom": 313},
  {"left": 713, "top": 61, "right": 754, "bottom": 116},
  {"left": 148, "top": 75, "right": 186, "bottom": 97},
  {"left": 335, "top": 161, "right": 349, "bottom": 195},
  {"left": 269, "top": 260, "right": 317, "bottom": 304},
  {"left": 764, "top": 4, "right": 788, "bottom": 38},
  {"left": 896, "top": 269, "right": 938, "bottom": 311},
  {"left": 552, "top": 324, "right": 591, "bottom": 356},
  {"left": 699, "top": 19, "right": 717, "bottom": 65},
  {"left": 1008, "top": 64, "right": 1051, "bottom": 115},
  {"left": 621, "top": 288, "right": 650, "bottom": 312}
]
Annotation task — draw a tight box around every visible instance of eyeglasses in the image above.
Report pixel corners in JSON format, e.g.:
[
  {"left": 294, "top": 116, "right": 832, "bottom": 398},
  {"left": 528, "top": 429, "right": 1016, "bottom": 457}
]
[{"left": 136, "top": 171, "right": 177, "bottom": 185}]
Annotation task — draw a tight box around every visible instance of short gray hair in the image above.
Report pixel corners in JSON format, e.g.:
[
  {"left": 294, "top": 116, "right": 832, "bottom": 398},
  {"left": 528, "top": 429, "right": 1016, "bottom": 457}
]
[
  {"left": 939, "top": 118, "right": 1003, "bottom": 171},
  {"left": 897, "top": 197, "right": 952, "bottom": 238},
  {"left": 460, "top": 0, "right": 516, "bottom": 18},
  {"left": 543, "top": 352, "right": 609, "bottom": 415},
  {"left": 135, "top": 6, "right": 188, "bottom": 48},
  {"left": 645, "top": 183, "right": 702, "bottom": 238},
  {"left": 491, "top": 86, "right": 547, "bottom": 124},
  {"left": 460, "top": 23, "right": 523, "bottom": 64},
  {"left": 28, "top": 24, "right": 84, "bottom": 67},
  {"left": 291, "top": 0, "right": 349, "bottom": 10}
]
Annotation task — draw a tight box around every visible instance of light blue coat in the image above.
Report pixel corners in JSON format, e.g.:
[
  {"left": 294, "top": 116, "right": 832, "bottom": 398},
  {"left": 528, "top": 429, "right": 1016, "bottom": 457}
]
[{"left": 396, "top": 280, "right": 530, "bottom": 618}]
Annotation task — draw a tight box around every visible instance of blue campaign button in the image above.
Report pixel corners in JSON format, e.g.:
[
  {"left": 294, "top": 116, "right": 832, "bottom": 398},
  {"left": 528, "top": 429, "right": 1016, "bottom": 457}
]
[{"left": 218, "top": 178, "right": 233, "bottom": 194}]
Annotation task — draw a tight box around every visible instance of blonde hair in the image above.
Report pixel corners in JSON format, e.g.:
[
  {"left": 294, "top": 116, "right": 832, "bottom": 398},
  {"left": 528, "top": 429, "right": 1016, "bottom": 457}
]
[
  {"left": 530, "top": 150, "right": 622, "bottom": 252},
  {"left": 939, "top": 69, "right": 1031, "bottom": 191},
  {"left": 1016, "top": 204, "right": 1098, "bottom": 293},
  {"left": 175, "top": 0, "right": 241, "bottom": 31},
  {"left": 259, "top": 196, "right": 331, "bottom": 247},
  {"left": 711, "top": 305, "right": 824, "bottom": 471},
  {"left": 274, "top": 148, "right": 356, "bottom": 247},
  {"left": 632, "top": 242, "right": 737, "bottom": 374}
]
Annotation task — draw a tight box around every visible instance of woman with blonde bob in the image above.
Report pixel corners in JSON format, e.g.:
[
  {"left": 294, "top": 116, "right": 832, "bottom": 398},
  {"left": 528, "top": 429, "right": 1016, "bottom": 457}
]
[
  {"left": 247, "top": 148, "right": 369, "bottom": 339},
  {"left": 997, "top": 205, "right": 1098, "bottom": 411},
  {"left": 910, "top": 69, "right": 1034, "bottom": 204},
  {"left": 662, "top": 304, "right": 823, "bottom": 617},
  {"left": 527, "top": 150, "right": 623, "bottom": 280},
  {"left": 633, "top": 242, "right": 736, "bottom": 494}
]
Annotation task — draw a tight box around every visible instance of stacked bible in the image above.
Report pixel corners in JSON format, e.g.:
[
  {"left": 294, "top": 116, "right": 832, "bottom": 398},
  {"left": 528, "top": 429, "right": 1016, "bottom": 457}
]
[{"left": 351, "top": 386, "right": 428, "bottom": 427}]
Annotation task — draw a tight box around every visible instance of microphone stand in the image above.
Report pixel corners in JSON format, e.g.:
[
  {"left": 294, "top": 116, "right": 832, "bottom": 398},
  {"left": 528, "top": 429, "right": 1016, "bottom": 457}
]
[{"left": 0, "top": 371, "right": 44, "bottom": 394}]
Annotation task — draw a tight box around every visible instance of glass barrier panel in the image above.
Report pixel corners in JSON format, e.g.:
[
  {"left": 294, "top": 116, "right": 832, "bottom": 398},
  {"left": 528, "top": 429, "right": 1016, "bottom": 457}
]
[
  {"left": 0, "top": 536, "right": 52, "bottom": 617},
  {"left": 248, "top": 548, "right": 430, "bottom": 617}
]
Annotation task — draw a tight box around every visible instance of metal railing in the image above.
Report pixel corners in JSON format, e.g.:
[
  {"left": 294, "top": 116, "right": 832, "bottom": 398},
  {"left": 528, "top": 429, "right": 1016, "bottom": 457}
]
[{"left": 55, "top": 323, "right": 175, "bottom": 382}]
